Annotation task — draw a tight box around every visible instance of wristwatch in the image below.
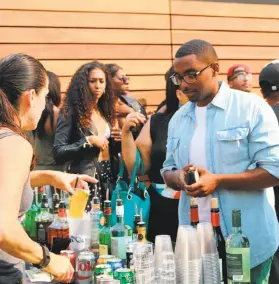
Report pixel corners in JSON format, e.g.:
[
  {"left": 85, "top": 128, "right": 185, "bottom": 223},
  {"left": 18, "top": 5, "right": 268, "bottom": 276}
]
[{"left": 33, "top": 245, "right": 51, "bottom": 269}]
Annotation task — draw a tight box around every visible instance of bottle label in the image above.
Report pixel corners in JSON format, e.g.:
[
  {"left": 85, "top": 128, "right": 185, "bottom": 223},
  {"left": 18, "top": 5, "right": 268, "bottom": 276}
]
[
  {"left": 190, "top": 207, "right": 199, "bottom": 223},
  {"left": 116, "top": 205, "right": 124, "bottom": 216},
  {"left": 211, "top": 212, "right": 220, "bottom": 227},
  {"left": 36, "top": 222, "right": 51, "bottom": 245},
  {"left": 126, "top": 252, "right": 133, "bottom": 268},
  {"left": 111, "top": 237, "right": 126, "bottom": 260},
  {"left": 137, "top": 227, "right": 146, "bottom": 242},
  {"left": 99, "top": 244, "right": 108, "bottom": 255},
  {"left": 219, "top": 258, "right": 223, "bottom": 282},
  {"left": 226, "top": 248, "right": 250, "bottom": 282}
]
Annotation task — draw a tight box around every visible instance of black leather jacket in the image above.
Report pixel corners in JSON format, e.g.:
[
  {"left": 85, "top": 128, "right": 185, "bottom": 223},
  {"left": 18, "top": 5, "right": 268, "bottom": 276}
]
[{"left": 53, "top": 112, "right": 120, "bottom": 181}]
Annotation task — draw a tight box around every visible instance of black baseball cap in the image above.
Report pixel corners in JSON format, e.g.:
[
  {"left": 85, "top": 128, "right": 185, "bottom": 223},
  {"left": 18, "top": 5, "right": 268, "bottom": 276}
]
[{"left": 259, "top": 60, "right": 279, "bottom": 92}]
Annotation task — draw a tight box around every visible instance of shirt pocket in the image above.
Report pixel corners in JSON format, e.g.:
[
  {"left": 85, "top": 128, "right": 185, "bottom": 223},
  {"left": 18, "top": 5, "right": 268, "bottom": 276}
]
[{"left": 216, "top": 127, "right": 249, "bottom": 165}]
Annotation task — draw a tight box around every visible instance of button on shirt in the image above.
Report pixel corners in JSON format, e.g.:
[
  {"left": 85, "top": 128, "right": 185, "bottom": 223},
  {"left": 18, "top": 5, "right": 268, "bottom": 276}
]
[
  {"left": 161, "top": 81, "right": 279, "bottom": 268},
  {"left": 189, "top": 106, "right": 212, "bottom": 223}
]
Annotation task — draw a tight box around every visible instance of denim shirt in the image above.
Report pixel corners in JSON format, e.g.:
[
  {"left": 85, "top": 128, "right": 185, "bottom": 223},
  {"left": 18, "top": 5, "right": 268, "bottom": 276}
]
[{"left": 162, "top": 81, "right": 279, "bottom": 268}]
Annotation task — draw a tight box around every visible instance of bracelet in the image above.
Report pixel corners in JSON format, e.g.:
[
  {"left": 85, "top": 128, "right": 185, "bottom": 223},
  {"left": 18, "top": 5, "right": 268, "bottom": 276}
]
[{"left": 33, "top": 245, "right": 51, "bottom": 269}]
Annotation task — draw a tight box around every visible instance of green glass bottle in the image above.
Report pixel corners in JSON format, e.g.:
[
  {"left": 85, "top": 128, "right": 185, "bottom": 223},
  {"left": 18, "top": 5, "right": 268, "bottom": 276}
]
[
  {"left": 37, "top": 187, "right": 44, "bottom": 212},
  {"left": 99, "top": 200, "right": 112, "bottom": 255},
  {"left": 226, "top": 209, "right": 250, "bottom": 284},
  {"left": 24, "top": 192, "right": 38, "bottom": 240}
]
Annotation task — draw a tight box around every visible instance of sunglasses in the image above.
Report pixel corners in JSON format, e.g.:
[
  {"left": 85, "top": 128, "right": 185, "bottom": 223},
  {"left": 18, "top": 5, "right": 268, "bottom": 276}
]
[{"left": 114, "top": 76, "right": 130, "bottom": 84}]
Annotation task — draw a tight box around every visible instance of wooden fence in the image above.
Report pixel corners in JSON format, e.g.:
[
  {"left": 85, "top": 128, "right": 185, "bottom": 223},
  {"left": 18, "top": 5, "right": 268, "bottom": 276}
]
[{"left": 1, "top": 0, "right": 279, "bottom": 109}]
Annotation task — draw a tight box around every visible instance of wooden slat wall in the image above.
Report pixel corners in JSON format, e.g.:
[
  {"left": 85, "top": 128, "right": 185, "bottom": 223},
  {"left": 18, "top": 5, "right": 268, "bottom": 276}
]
[
  {"left": 0, "top": 0, "right": 171, "bottom": 108},
  {"left": 1, "top": 0, "right": 279, "bottom": 107},
  {"left": 171, "top": 1, "right": 279, "bottom": 96}
]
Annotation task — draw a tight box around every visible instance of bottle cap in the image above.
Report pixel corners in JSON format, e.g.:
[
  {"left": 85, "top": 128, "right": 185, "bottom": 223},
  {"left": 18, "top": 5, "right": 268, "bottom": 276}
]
[
  {"left": 232, "top": 209, "right": 241, "bottom": 227},
  {"left": 137, "top": 221, "right": 146, "bottom": 227},
  {"left": 59, "top": 201, "right": 66, "bottom": 209},
  {"left": 211, "top": 198, "right": 219, "bottom": 209},
  {"left": 116, "top": 199, "right": 123, "bottom": 206},
  {"left": 104, "top": 200, "right": 111, "bottom": 208},
  {"left": 92, "top": 196, "right": 100, "bottom": 205},
  {"left": 190, "top": 197, "right": 197, "bottom": 206},
  {"left": 134, "top": 214, "right": 141, "bottom": 223}
]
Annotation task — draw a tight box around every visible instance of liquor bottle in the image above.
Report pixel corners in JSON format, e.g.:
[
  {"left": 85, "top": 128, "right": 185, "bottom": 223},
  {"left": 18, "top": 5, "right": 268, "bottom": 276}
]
[
  {"left": 90, "top": 194, "right": 103, "bottom": 259},
  {"left": 111, "top": 199, "right": 126, "bottom": 260},
  {"left": 226, "top": 209, "right": 250, "bottom": 284},
  {"left": 137, "top": 208, "right": 147, "bottom": 243},
  {"left": 37, "top": 187, "right": 45, "bottom": 212},
  {"left": 99, "top": 199, "right": 112, "bottom": 255},
  {"left": 48, "top": 200, "right": 69, "bottom": 250},
  {"left": 52, "top": 188, "right": 60, "bottom": 215},
  {"left": 126, "top": 209, "right": 141, "bottom": 268},
  {"left": 35, "top": 193, "right": 53, "bottom": 246},
  {"left": 211, "top": 198, "right": 227, "bottom": 284},
  {"left": 24, "top": 191, "right": 39, "bottom": 241},
  {"left": 190, "top": 197, "right": 199, "bottom": 228},
  {"left": 186, "top": 167, "right": 199, "bottom": 185}
]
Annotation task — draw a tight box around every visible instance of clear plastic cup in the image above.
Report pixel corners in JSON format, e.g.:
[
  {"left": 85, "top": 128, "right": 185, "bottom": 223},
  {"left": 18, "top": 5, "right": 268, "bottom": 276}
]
[
  {"left": 69, "top": 188, "right": 89, "bottom": 218},
  {"left": 68, "top": 213, "right": 92, "bottom": 253},
  {"left": 197, "top": 222, "right": 220, "bottom": 284},
  {"left": 197, "top": 222, "right": 218, "bottom": 255}
]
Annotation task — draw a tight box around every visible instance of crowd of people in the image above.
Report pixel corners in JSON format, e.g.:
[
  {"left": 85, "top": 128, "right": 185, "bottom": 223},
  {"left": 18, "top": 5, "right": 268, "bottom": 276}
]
[{"left": 0, "top": 39, "right": 279, "bottom": 284}]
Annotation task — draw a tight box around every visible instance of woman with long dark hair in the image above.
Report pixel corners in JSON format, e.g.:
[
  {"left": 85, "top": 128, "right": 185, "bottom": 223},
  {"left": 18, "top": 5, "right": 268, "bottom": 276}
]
[
  {"left": 122, "top": 66, "right": 188, "bottom": 242},
  {"left": 53, "top": 61, "right": 121, "bottom": 206},
  {"left": 34, "top": 71, "right": 62, "bottom": 171},
  {"left": 0, "top": 53, "right": 96, "bottom": 284}
]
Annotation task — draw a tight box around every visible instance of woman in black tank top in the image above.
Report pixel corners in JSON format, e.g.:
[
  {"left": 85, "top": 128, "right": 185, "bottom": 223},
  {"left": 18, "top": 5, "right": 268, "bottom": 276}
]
[{"left": 121, "top": 67, "right": 188, "bottom": 243}]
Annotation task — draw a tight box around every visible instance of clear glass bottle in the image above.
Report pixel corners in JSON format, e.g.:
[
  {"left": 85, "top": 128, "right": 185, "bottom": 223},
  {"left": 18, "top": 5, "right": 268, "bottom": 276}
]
[
  {"left": 111, "top": 199, "right": 126, "bottom": 260},
  {"left": 226, "top": 209, "right": 250, "bottom": 284},
  {"left": 90, "top": 195, "right": 103, "bottom": 259},
  {"left": 52, "top": 188, "right": 60, "bottom": 215},
  {"left": 126, "top": 213, "right": 141, "bottom": 268}
]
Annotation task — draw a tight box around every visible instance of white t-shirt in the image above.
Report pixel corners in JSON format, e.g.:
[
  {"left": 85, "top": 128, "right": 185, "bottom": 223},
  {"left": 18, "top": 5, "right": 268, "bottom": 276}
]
[{"left": 189, "top": 106, "right": 212, "bottom": 223}]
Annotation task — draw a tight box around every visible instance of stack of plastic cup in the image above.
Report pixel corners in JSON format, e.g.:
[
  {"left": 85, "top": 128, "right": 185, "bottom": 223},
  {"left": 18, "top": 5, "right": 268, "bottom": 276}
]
[
  {"left": 174, "top": 225, "right": 202, "bottom": 284},
  {"left": 154, "top": 235, "right": 176, "bottom": 283},
  {"left": 133, "top": 242, "right": 155, "bottom": 284},
  {"left": 197, "top": 222, "right": 220, "bottom": 284}
]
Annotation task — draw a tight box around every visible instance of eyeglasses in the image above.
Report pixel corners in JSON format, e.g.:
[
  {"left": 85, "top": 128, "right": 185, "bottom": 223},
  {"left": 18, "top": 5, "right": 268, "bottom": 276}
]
[
  {"left": 170, "top": 63, "right": 214, "bottom": 85},
  {"left": 114, "top": 76, "right": 129, "bottom": 84},
  {"left": 229, "top": 73, "right": 252, "bottom": 81}
]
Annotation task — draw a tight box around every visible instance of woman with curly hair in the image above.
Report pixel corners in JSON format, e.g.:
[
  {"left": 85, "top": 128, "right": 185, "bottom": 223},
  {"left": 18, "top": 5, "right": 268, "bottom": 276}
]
[{"left": 53, "top": 61, "right": 121, "bottom": 206}]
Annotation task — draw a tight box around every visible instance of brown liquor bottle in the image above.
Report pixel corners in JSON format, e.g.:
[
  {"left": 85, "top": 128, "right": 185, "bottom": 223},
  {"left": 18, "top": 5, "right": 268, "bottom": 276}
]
[{"left": 190, "top": 197, "right": 199, "bottom": 228}]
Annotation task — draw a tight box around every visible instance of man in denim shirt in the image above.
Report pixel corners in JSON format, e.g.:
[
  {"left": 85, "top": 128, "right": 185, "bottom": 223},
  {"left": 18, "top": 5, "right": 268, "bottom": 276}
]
[{"left": 161, "top": 40, "right": 279, "bottom": 283}]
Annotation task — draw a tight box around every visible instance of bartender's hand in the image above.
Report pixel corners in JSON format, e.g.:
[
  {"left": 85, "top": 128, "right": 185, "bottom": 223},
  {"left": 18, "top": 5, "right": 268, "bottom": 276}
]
[
  {"left": 51, "top": 172, "right": 98, "bottom": 195},
  {"left": 184, "top": 167, "right": 220, "bottom": 197},
  {"left": 43, "top": 252, "right": 74, "bottom": 283}
]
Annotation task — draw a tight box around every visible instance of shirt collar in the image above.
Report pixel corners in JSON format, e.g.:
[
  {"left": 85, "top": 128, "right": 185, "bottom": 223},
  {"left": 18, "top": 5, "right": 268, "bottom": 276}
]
[
  {"left": 209, "top": 81, "right": 230, "bottom": 110},
  {"left": 180, "top": 81, "right": 230, "bottom": 118}
]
